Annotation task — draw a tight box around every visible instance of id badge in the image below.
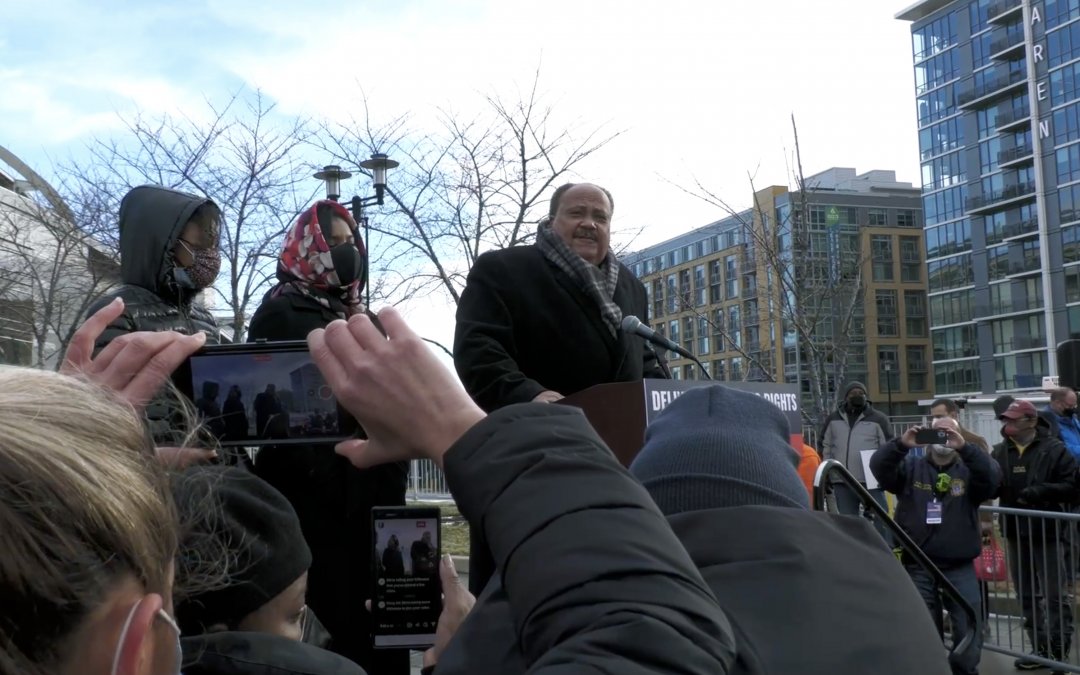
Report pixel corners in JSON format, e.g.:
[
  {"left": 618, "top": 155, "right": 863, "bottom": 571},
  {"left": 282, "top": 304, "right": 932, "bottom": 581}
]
[{"left": 926, "top": 499, "right": 943, "bottom": 525}]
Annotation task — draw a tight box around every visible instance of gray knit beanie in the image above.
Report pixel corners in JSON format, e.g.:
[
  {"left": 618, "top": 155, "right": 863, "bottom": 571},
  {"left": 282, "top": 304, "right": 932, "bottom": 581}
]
[{"left": 630, "top": 385, "right": 808, "bottom": 515}]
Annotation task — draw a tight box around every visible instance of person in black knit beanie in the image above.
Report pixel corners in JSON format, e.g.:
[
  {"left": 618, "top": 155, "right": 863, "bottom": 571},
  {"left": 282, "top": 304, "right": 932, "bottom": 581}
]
[{"left": 172, "top": 465, "right": 365, "bottom": 675}]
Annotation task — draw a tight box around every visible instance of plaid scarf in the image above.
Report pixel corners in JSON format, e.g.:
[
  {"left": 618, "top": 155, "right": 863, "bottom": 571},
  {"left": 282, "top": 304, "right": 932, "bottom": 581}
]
[
  {"left": 535, "top": 221, "right": 622, "bottom": 337},
  {"left": 269, "top": 201, "right": 366, "bottom": 320}
]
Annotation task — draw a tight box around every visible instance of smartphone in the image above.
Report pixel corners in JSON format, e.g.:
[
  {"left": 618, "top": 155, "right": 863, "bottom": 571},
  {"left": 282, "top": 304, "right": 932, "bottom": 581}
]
[
  {"left": 171, "top": 341, "right": 358, "bottom": 446},
  {"left": 372, "top": 506, "right": 442, "bottom": 649},
  {"left": 915, "top": 428, "right": 948, "bottom": 445}
]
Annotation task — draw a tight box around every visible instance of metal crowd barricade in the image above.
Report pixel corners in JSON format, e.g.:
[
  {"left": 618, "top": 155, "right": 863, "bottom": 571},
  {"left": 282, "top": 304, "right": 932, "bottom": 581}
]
[
  {"left": 980, "top": 504, "right": 1080, "bottom": 673},
  {"left": 407, "top": 458, "right": 451, "bottom": 500},
  {"left": 813, "top": 459, "right": 977, "bottom": 662}
]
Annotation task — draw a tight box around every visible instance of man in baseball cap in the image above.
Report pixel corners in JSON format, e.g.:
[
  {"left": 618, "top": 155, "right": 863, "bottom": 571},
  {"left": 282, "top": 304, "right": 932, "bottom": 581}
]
[{"left": 992, "top": 399, "right": 1080, "bottom": 670}]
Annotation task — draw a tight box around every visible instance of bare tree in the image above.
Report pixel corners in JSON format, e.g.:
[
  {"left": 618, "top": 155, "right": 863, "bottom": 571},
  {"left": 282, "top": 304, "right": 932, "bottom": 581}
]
[
  {"left": 318, "top": 71, "right": 625, "bottom": 320},
  {"left": 677, "top": 117, "right": 867, "bottom": 427},
  {"left": 68, "top": 90, "right": 314, "bottom": 342},
  {"left": 0, "top": 181, "right": 120, "bottom": 369}
]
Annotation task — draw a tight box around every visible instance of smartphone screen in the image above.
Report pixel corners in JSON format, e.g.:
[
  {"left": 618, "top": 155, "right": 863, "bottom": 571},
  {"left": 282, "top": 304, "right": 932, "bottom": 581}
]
[
  {"left": 372, "top": 506, "right": 442, "bottom": 649},
  {"left": 171, "top": 341, "right": 358, "bottom": 446}
]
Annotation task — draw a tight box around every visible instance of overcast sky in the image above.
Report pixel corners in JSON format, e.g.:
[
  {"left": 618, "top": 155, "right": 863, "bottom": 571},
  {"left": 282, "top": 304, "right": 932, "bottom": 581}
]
[{"left": 1, "top": 0, "right": 922, "bottom": 364}]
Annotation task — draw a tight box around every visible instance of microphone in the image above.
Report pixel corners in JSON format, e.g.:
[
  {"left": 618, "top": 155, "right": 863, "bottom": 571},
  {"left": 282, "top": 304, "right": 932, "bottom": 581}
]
[{"left": 621, "top": 315, "right": 712, "bottom": 380}]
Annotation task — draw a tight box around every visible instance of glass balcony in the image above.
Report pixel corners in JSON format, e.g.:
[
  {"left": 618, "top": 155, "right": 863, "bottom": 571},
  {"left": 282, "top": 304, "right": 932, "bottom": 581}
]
[
  {"left": 995, "top": 105, "right": 1032, "bottom": 132},
  {"left": 997, "top": 144, "right": 1034, "bottom": 168},
  {"left": 966, "top": 181, "right": 1036, "bottom": 214},
  {"left": 958, "top": 69, "right": 1027, "bottom": 109}
]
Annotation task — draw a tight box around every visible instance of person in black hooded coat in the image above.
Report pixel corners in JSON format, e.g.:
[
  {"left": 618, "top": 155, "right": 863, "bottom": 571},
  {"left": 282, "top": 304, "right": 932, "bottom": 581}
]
[
  {"left": 247, "top": 200, "right": 408, "bottom": 675},
  {"left": 84, "top": 185, "right": 226, "bottom": 447}
]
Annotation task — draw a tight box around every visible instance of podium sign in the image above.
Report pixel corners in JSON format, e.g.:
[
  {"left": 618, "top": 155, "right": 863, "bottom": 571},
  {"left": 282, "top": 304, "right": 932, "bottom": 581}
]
[{"left": 559, "top": 379, "right": 803, "bottom": 467}]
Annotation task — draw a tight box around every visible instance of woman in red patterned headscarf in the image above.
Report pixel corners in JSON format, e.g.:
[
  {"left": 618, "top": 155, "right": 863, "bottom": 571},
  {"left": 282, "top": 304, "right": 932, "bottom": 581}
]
[
  {"left": 247, "top": 200, "right": 409, "bottom": 675},
  {"left": 263, "top": 199, "right": 368, "bottom": 321}
]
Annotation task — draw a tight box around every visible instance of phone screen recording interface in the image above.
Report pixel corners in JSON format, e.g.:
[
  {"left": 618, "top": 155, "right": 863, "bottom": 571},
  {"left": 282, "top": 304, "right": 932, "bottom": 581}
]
[
  {"left": 176, "top": 343, "right": 357, "bottom": 446},
  {"left": 372, "top": 508, "right": 441, "bottom": 649}
]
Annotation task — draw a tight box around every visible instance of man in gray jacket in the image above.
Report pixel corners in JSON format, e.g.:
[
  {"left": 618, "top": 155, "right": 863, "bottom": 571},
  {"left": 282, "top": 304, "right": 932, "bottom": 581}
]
[{"left": 820, "top": 382, "right": 894, "bottom": 531}]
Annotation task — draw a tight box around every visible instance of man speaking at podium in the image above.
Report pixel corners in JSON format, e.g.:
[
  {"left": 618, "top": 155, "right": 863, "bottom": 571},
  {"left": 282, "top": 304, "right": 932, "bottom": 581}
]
[
  {"left": 454, "top": 182, "right": 667, "bottom": 413},
  {"left": 454, "top": 182, "right": 667, "bottom": 594}
]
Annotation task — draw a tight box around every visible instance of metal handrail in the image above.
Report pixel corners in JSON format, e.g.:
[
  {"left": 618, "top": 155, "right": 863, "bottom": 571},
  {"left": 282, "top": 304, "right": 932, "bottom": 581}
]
[{"left": 812, "top": 459, "right": 977, "bottom": 660}]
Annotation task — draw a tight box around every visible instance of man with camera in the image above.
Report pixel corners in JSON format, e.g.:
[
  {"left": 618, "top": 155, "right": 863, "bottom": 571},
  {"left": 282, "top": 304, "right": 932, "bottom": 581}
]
[{"left": 870, "top": 417, "right": 1000, "bottom": 675}]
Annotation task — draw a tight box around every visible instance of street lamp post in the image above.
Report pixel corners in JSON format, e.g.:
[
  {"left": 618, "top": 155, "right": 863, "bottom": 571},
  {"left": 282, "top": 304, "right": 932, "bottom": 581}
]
[
  {"left": 882, "top": 360, "right": 895, "bottom": 419},
  {"left": 313, "top": 152, "right": 399, "bottom": 309}
]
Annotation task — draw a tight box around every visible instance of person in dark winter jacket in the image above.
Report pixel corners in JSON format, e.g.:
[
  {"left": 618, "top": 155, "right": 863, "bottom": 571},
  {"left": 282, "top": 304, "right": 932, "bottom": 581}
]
[
  {"left": 992, "top": 400, "right": 1080, "bottom": 669},
  {"left": 820, "top": 381, "right": 894, "bottom": 529},
  {"left": 247, "top": 200, "right": 408, "bottom": 674},
  {"left": 222, "top": 385, "right": 249, "bottom": 442},
  {"left": 870, "top": 416, "right": 1001, "bottom": 675},
  {"left": 312, "top": 307, "right": 738, "bottom": 675},
  {"left": 85, "top": 185, "right": 225, "bottom": 447},
  {"left": 196, "top": 381, "right": 226, "bottom": 439},
  {"left": 432, "top": 384, "right": 951, "bottom": 675},
  {"left": 382, "top": 535, "right": 405, "bottom": 576}
]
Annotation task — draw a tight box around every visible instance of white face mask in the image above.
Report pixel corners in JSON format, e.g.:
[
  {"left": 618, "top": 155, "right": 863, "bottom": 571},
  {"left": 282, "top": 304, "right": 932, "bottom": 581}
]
[{"left": 929, "top": 444, "right": 955, "bottom": 458}]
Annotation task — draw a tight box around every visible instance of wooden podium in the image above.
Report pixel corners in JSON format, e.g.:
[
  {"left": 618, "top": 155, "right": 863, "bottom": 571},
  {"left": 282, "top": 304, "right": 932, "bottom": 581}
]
[
  {"left": 557, "top": 379, "right": 804, "bottom": 468},
  {"left": 558, "top": 382, "right": 652, "bottom": 467}
]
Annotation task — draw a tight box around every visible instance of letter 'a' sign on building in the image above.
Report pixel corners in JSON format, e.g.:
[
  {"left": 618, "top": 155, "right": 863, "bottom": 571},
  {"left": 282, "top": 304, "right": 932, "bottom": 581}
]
[{"left": 642, "top": 380, "right": 803, "bottom": 449}]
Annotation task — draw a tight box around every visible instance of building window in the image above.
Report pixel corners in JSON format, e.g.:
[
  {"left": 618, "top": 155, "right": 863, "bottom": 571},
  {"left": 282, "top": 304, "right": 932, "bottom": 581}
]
[
  {"left": 694, "top": 264, "right": 706, "bottom": 307},
  {"left": 905, "top": 290, "right": 928, "bottom": 337},
  {"left": 900, "top": 235, "right": 922, "bottom": 282},
  {"left": 1048, "top": 0, "right": 1080, "bottom": 29},
  {"left": 712, "top": 308, "right": 724, "bottom": 345},
  {"left": 926, "top": 219, "right": 972, "bottom": 259},
  {"left": 683, "top": 315, "right": 695, "bottom": 354},
  {"left": 698, "top": 316, "right": 710, "bottom": 356},
  {"left": 876, "top": 290, "right": 899, "bottom": 337},
  {"left": 935, "top": 360, "right": 980, "bottom": 394},
  {"left": 678, "top": 269, "right": 691, "bottom": 308},
  {"left": 868, "top": 208, "right": 888, "bottom": 226},
  {"left": 652, "top": 278, "right": 664, "bottom": 320},
  {"left": 928, "top": 253, "right": 974, "bottom": 292},
  {"left": 725, "top": 255, "right": 739, "bottom": 299},
  {"left": 0, "top": 299, "right": 33, "bottom": 366},
  {"left": 913, "top": 11, "right": 958, "bottom": 60},
  {"left": 930, "top": 289, "right": 973, "bottom": 326},
  {"left": 668, "top": 319, "right": 680, "bottom": 361},
  {"left": 714, "top": 359, "right": 726, "bottom": 381},
  {"left": 729, "top": 306, "right": 741, "bottom": 349},
  {"left": 871, "top": 235, "right": 894, "bottom": 282},
  {"left": 933, "top": 325, "right": 978, "bottom": 360},
  {"left": 896, "top": 209, "right": 917, "bottom": 228},
  {"left": 709, "top": 260, "right": 723, "bottom": 303},
  {"left": 879, "top": 346, "right": 901, "bottom": 392},
  {"left": 683, "top": 364, "right": 695, "bottom": 381},
  {"left": 666, "top": 274, "right": 678, "bottom": 313},
  {"left": 907, "top": 345, "right": 929, "bottom": 392},
  {"left": 996, "top": 352, "right": 1049, "bottom": 390},
  {"left": 731, "top": 356, "right": 743, "bottom": 381}
]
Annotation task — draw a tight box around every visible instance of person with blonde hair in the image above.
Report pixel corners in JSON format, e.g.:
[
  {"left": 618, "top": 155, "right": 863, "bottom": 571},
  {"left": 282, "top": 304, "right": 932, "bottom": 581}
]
[{"left": 0, "top": 297, "right": 206, "bottom": 675}]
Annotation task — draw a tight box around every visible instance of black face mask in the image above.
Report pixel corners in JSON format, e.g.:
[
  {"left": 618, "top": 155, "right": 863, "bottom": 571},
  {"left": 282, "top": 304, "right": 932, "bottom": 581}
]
[
  {"left": 848, "top": 395, "right": 867, "bottom": 409},
  {"left": 1065, "top": 407, "right": 1077, "bottom": 418},
  {"left": 330, "top": 243, "right": 364, "bottom": 288}
]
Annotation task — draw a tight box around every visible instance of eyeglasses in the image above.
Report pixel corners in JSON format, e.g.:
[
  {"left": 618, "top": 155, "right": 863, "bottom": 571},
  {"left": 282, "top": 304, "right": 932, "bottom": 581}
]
[{"left": 111, "top": 598, "right": 183, "bottom": 675}]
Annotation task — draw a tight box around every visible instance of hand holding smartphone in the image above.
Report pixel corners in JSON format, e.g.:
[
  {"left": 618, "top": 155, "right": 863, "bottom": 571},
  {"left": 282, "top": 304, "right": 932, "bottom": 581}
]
[{"left": 371, "top": 506, "right": 442, "bottom": 649}]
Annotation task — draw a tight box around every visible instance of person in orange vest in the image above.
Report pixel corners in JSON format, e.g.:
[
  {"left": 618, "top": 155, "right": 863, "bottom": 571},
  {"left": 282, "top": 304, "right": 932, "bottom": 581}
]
[{"left": 799, "top": 443, "right": 822, "bottom": 504}]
